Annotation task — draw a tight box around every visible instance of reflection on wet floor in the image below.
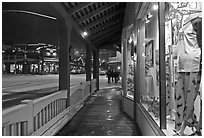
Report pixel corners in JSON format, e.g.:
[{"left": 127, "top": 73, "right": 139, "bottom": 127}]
[{"left": 56, "top": 87, "right": 142, "bottom": 136}]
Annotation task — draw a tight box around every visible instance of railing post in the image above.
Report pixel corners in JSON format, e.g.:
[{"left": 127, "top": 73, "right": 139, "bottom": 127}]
[
  {"left": 21, "top": 100, "right": 34, "bottom": 135},
  {"left": 80, "top": 82, "right": 84, "bottom": 101}
]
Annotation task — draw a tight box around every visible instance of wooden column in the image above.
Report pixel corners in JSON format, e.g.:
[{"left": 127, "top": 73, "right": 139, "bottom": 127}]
[
  {"left": 85, "top": 45, "right": 92, "bottom": 81},
  {"left": 58, "top": 20, "right": 71, "bottom": 107},
  {"left": 158, "top": 2, "right": 166, "bottom": 129},
  {"left": 93, "top": 49, "right": 99, "bottom": 91}
]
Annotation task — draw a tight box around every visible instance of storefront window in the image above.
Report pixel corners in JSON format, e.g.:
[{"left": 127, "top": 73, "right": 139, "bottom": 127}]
[
  {"left": 122, "top": 2, "right": 202, "bottom": 135},
  {"left": 126, "top": 34, "right": 135, "bottom": 99},
  {"left": 164, "top": 2, "right": 202, "bottom": 136},
  {"left": 140, "top": 3, "right": 160, "bottom": 125}
]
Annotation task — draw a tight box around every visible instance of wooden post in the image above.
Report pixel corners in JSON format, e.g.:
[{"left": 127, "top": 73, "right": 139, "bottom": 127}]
[
  {"left": 58, "top": 20, "right": 71, "bottom": 107},
  {"left": 85, "top": 45, "right": 92, "bottom": 81},
  {"left": 93, "top": 49, "right": 99, "bottom": 91}
]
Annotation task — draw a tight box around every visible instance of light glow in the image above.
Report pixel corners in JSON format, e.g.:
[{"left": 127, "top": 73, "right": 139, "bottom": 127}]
[
  {"left": 46, "top": 52, "right": 51, "bottom": 56},
  {"left": 83, "top": 31, "right": 88, "bottom": 36},
  {"left": 153, "top": 4, "right": 158, "bottom": 10},
  {"left": 146, "top": 19, "right": 150, "bottom": 24},
  {"left": 53, "top": 53, "right": 57, "bottom": 56}
]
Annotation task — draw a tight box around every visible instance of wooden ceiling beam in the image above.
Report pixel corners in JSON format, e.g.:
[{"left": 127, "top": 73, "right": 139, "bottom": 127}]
[
  {"left": 97, "top": 35, "right": 121, "bottom": 46},
  {"left": 90, "top": 24, "right": 121, "bottom": 39},
  {"left": 67, "top": 2, "right": 93, "bottom": 14},
  {"left": 80, "top": 7, "right": 125, "bottom": 29},
  {"left": 88, "top": 19, "right": 123, "bottom": 35},
  {"left": 76, "top": 3, "right": 117, "bottom": 23},
  {"left": 50, "top": 3, "right": 97, "bottom": 51},
  {"left": 86, "top": 15, "right": 122, "bottom": 31},
  {"left": 92, "top": 30, "right": 121, "bottom": 43},
  {"left": 137, "top": 2, "right": 151, "bottom": 19},
  {"left": 91, "top": 30, "right": 121, "bottom": 44}
]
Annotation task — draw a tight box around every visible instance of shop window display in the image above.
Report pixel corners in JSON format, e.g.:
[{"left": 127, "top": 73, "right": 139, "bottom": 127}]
[
  {"left": 165, "top": 2, "right": 202, "bottom": 136},
  {"left": 126, "top": 37, "right": 135, "bottom": 99},
  {"left": 139, "top": 2, "right": 202, "bottom": 136},
  {"left": 140, "top": 4, "right": 160, "bottom": 125}
]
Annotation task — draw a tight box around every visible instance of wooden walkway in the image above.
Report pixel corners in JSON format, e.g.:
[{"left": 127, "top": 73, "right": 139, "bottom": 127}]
[{"left": 56, "top": 87, "right": 142, "bottom": 136}]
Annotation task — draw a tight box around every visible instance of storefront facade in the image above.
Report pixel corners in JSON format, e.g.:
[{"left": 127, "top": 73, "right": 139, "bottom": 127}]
[{"left": 121, "top": 2, "right": 202, "bottom": 136}]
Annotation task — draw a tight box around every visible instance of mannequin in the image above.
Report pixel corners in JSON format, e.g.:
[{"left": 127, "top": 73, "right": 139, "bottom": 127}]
[
  {"left": 191, "top": 15, "right": 202, "bottom": 136},
  {"left": 174, "top": 13, "right": 202, "bottom": 136}
]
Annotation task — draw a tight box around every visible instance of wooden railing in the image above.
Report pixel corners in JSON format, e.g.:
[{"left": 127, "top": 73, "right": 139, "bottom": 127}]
[{"left": 2, "top": 79, "right": 97, "bottom": 136}]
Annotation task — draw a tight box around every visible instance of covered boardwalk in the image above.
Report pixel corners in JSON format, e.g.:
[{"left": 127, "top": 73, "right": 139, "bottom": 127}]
[
  {"left": 3, "top": 2, "right": 201, "bottom": 136},
  {"left": 57, "top": 86, "right": 141, "bottom": 136}
]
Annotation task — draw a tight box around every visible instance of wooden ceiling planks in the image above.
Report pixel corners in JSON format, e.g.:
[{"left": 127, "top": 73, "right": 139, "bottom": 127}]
[{"left": 63, "top": 2, "right": 126, "bottom": 50}]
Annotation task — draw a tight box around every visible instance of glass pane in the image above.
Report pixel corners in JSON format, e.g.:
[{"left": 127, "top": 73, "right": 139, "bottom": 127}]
[
  {"left": 126, "top": 37, "right": 135, "bottom": 99},
  {"left": 140, "top": 3, "right": 160, "bottom": 126}
]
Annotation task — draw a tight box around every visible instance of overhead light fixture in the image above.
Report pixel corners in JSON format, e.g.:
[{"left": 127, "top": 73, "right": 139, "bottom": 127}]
[
  {"left": 36, "top": 47, "right": 41, "bottom": 50},
  {"left": 83, "top": 31, "right": 88, "bottom": 36},
  {"left": 146, "top": 20, "right": 150, "bottom": 24},
  {"left": 128, "top": 36, "right": 133, "bottom": 44},
  {"left": 147, "top": 12, "right": 153, "bottom": 19},
  {"left": 152, "top": 4, "right": 158, "bottom": 10},
  {"left": 145, "top": 17, "right": 150, "bottom": 24}
]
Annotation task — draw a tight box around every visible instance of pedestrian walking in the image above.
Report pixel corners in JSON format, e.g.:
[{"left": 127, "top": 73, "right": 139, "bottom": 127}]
[
  {"left": 113, "top": 71, "right": 120, "bottom": 83},
  {"left": 106, "top": 70, "right": 111, "bottom": 83},
  {"left": 110, "top": 70, "right": 114, "bottom": 83}
]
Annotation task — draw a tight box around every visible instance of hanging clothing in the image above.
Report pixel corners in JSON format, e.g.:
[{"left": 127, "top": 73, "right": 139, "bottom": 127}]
[
  {"left": 174, "top": 13, "right": 202, "bottom": 131},
  {"left": 175, "top": 72, "right": 201, "bottom": 130},
  {"left": 177, "top": 20, "right": 201, "bottom": 72}
]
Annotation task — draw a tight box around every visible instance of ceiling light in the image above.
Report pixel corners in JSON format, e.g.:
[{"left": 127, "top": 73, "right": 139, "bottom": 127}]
[
  {"left": 83, "top": 31, "right": 88, "bottom": 36},
  {"left": 146, "top": 19, "right": 150, "bottom": 24},
  {"left": 147, "top": 13, "right": 153, "bottom": 19},
  {"left": 128, "top": 36, "right": 133, "bottom": 44},
  {"left": 152, "top": 4, "right": 158, "bottom": 10}
]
